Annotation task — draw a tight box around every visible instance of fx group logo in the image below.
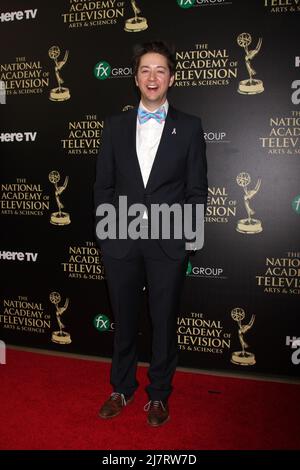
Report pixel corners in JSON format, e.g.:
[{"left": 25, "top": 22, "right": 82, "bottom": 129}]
[
  {"left": 177, "top": 0, "right": 229, "bottom": 7},
  {"left": 94, "top": 61, "right": 132, "bottom": 80},
  {"left": 292, "top": 195, "right": 300, "bottom": 214},
  {"left": 204, "top": 131, "right": 228, "bottom": 143},
  {"left": 93, "top": 314, "right": 114, "bottom": 332},
  {"left": 94, "top": 61, "right": 111, "bottom": 80},
  {"left": 186, "top": 260, "right": 225, "bottom": 278},
  {"left": 177, "top": 0, "right": 196, "bottom": 8}
]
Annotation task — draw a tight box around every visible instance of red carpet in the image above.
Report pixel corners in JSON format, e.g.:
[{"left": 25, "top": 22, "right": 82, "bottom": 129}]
[{"left": 0, "top": 348, "right": 299, "bottom": 450}]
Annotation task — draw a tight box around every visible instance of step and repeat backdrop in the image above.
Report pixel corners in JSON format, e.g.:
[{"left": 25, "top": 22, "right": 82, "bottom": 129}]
[{"left": 0, "top": 0, "right": 299, "bottom": 378}]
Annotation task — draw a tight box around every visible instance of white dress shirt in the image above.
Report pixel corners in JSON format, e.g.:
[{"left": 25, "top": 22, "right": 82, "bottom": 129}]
[
  {"left": 136, "top": 100, "right": 168, "bottom": 187},
  {"left": 136, "top": 100, "right": 168, "bottom": 219}
]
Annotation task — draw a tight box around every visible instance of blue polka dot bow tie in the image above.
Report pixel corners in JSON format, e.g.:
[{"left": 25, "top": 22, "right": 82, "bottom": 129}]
[{"left": 138, "top": 107, "right": 167, "bottom": 124}]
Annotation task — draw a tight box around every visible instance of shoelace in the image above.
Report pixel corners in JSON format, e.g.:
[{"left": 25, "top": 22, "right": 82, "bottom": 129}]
[
  {"left": 110, "top": 392, "right": 127, "bottom": 406},
  {"left": 143, "top": 400, "right": 166, "bottom": 412}
]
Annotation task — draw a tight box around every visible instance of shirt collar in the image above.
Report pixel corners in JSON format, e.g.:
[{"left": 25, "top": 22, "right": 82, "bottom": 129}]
[{"left": 138, "top": 100, "right": 169, "bottom": 115}]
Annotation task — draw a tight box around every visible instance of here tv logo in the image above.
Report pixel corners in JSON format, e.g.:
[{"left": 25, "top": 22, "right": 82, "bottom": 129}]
[{"left": 0, "top": 9, "right": 37, "bottom": 22}]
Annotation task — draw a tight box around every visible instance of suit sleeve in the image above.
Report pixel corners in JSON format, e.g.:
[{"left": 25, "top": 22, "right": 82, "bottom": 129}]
[
  {"left": 94, "top": 117, "right": 116, "bottom": 212},
  {"left": 185, "top": 117, "right": 208, "bottom": 207},
  {"left": 184, "top": 118, "right": 208, "bottom": 248}
]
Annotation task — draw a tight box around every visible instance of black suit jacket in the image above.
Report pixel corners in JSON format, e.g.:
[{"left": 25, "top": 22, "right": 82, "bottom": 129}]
[{"left": 94, "top": 105, "right": 208, "bottom": 259}]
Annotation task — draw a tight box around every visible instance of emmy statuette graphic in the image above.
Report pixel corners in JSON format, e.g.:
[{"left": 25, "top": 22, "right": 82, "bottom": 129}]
[
  {"left": 124, "top": 0, "right": 148, "bottom": 32},
  {"left": 49, "top": 170, "right": 71, "bottom": 225},
  {"left": 237, "top": 33, "right": 264, "bottom": 95},
  {"left": 50, "top": 292, "right": 72, "bottom": 344},
  {"left": 48, "top": 45, "right": 70, "bottom": 101},
  {"left": 236, "top": 172, "right": 262, "bottom": 234},
  {"left": 231, "top": 308, "right": 256, "bottom": 366}
]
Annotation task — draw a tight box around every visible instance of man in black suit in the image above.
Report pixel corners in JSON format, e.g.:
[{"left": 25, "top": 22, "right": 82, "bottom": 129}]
[{"left": 94, "top": 41, "right": 207, "bottom": 427}]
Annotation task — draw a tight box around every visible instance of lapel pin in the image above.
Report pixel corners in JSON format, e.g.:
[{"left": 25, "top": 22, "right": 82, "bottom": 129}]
[{"left": 172, "top": 128, "right": 176, "bottom": 135}]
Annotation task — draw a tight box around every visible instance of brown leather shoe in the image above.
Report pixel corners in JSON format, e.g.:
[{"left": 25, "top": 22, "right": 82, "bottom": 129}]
[
  {"left": 144, "top": 400, "right": 170, "bottom": 427},
  {"left": 99, "top": 392, "right": 133, "bottom": 419}
]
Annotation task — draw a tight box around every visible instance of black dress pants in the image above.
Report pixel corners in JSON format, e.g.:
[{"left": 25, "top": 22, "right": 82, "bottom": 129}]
[{"left": 102, "top": 238, "right": 188, "bottom": 402}]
